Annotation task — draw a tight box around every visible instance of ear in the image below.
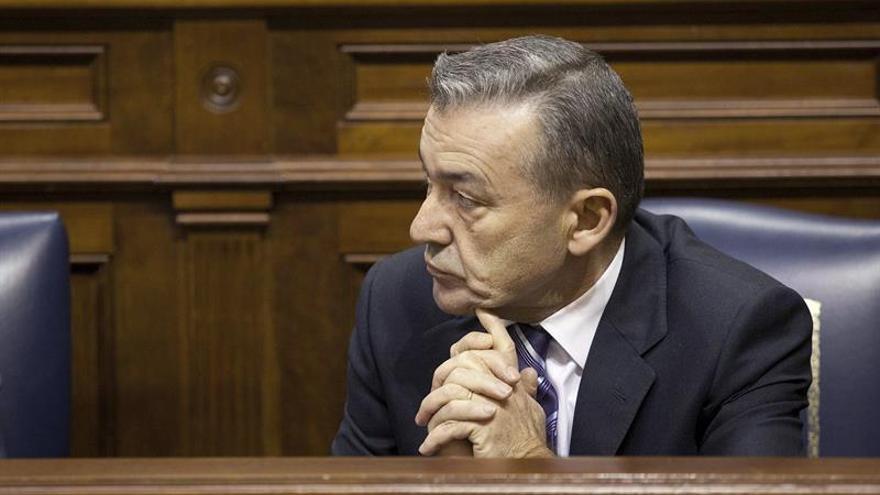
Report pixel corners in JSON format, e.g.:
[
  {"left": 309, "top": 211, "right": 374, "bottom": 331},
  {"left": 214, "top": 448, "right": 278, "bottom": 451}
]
[{"left": 566, "top": 188, "right": 618, "bottom": 257}]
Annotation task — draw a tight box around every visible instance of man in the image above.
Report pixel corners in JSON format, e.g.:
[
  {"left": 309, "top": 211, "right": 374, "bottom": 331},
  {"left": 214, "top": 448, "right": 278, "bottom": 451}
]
[{"left": 332, "top": 35, "right": 812, "bottom": 457}]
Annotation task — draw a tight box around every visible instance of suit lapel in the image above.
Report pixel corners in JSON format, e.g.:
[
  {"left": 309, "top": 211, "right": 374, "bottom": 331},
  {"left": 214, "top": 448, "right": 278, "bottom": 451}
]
[{"left": 569, "top": 221, "right": 668, "bottom": 455}]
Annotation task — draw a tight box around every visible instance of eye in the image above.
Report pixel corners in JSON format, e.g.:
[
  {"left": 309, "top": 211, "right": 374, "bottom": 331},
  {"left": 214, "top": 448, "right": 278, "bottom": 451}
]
[{"left": 454, "top": 190, "right": 480, "bottom": 209}]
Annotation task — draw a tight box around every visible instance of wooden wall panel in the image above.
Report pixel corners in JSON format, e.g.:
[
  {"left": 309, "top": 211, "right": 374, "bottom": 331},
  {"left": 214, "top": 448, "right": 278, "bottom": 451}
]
[
  {"left": 339, "top": 41, "right": 880, "bottom": 157},
  {"left": 271, "top": 198, "right": 358, "bottom": 455},
  {"left": 349, "top": 44, "right": 880, "bottom": 114},
  {"left": 69, "top": 261, "right": 114, "bottom": 457},
  {"left": 0, "top": 28, "right": 172, "bottom": 155},
  {"left": 175, "top": 20, "right": 270, "bottom": 156},
  {"left": 0, "top": 45, "right": 105, "bottom": 122},
  {"left": 338, "top": 118, "right": 880, "bottom": 157},
  {"left": 177, "top": 231, "right": 280, "bottom": 456},
  {"left": 272, "top": 30, "right": 351, "bottom": 154},
  {"left": 111, "top": 200, "right": 181, "bottom": 456},
  {"left": 337, "top": 199, "right": 419, "bottom": 256}
]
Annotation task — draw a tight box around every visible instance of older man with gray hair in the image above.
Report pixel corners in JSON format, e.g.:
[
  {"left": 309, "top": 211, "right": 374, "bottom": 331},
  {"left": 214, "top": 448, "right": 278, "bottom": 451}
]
[{"left": 332, "top": 35, "right": 811, "bottom": 457}]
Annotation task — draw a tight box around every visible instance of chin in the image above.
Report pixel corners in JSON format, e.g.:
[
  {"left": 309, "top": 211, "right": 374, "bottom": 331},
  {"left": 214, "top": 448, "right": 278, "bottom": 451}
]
[{"left": 431, "top": 282, "right": 478, "bottom": 316}]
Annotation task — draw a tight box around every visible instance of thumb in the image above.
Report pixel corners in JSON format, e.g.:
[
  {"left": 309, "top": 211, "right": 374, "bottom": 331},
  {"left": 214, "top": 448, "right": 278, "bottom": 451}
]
[{"left": 520, "top": 367, "right": 539, "bottom": 398}]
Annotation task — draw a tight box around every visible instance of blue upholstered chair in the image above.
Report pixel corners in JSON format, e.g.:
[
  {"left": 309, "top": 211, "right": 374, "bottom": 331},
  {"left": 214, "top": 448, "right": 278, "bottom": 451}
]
[
  {"left": 0, "top": 212, "right": 71, "bottom": 457},
  {"left": 641, "top": 198, "right": 880, "bottom": 457}
]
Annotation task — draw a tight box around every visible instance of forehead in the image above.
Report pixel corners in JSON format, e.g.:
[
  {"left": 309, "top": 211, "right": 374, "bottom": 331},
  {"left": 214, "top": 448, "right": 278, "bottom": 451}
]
[{"left": 419, "top": 103, "right": 541, "bottom": 185}]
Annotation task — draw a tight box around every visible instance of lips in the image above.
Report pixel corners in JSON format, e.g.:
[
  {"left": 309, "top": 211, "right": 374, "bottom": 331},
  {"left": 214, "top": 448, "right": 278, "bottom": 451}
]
[{"left": 425, "top": 261, "right": 462, "bottom": 280}]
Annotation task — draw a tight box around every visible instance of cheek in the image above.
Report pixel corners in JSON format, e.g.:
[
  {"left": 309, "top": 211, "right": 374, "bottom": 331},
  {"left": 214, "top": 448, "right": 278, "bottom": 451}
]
[{"left": 459, "top": 225, "right": 560, "bottom": 290}]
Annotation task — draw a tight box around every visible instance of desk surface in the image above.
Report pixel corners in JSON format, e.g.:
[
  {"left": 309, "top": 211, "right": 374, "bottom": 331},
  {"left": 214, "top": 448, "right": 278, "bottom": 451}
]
[
  {"left": 0, "top": 0, "right": 823, "bottom": 8},
  {"left": 0, "top": 457, "right": 879, "bottom": 494}
]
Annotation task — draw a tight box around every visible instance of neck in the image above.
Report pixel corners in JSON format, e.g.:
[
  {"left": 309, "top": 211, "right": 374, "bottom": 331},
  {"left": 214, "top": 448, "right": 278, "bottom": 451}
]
[{"left": 499, "top": 236, "right": 623, "bottom": 323}]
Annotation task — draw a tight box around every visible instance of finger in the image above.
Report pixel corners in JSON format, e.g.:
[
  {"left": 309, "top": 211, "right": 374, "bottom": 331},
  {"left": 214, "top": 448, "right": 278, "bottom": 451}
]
[
  {"left": 436, "top": 440, "right": 474, "bottom": 457},
  {"left": 520, "top": 367, "right": 539, "bottom": 398},
  {"left": 432, "top": 351, "right": 520, "bottom": 390},
  {"left": 450, "top": 331, "right": 494, "bottom": 356},
  {"left": 415, "top": 382, "right": 470, "bottom": 426},
  {"left": 419, "top": 421, "right": 476, "bottom": 456},
  {"left": 476, "top": 308, "right": 517, "bottom": 358},
  {"left": 427, "top": 399, "right": 496, "bottom": 431},
  {"left": 443, "top": 367, "right": 513, "bottom": 401}
]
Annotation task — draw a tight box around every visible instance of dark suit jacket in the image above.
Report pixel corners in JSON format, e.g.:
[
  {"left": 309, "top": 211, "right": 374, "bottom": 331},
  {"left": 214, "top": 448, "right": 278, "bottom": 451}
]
[{"left": 332, "top": 209, "right": 812, "bottom": 456}]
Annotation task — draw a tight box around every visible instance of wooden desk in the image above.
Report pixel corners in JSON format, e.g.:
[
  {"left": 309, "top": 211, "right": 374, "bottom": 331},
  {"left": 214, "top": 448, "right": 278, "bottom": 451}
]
[{"left": 0, "top": 457, "right": 879, "bottom": 494}]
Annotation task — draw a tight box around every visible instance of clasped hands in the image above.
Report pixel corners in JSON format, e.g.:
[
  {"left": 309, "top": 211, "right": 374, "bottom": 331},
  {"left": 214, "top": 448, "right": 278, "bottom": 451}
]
[{"left": 414, "top": 309, "right": 554, "bottom": 458}]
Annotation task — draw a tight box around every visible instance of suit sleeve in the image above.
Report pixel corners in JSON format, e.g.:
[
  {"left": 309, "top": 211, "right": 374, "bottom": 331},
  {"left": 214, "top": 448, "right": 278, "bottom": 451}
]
[
  {"left": 699, "top": 284, "right": 813, "bottom": 456},
  {"left": 331, "top": 261, "right": 398, "bottom": 455}
]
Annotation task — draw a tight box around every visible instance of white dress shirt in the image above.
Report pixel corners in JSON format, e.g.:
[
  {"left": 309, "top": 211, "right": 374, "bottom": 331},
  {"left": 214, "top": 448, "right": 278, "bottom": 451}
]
[{"left": 534, "top": 238, "right": 625, "bottom": 456}]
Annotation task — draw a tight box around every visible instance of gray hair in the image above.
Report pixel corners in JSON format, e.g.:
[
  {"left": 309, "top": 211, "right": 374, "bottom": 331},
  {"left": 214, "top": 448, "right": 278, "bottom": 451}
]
[{"left": 429, "top": 35, "right": 644, "bottom": 233}]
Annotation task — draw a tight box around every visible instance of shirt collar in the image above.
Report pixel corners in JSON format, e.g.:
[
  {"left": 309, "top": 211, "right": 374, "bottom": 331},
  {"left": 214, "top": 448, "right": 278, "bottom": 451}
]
[{"left": 537, "top": 238, "right": 626, "bottom": 369}]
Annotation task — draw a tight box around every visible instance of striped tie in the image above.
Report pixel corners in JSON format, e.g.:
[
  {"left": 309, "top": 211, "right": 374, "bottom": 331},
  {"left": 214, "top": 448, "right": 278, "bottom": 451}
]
[{"left": 510, "top": 323, "right": 559, "bottom": 454}]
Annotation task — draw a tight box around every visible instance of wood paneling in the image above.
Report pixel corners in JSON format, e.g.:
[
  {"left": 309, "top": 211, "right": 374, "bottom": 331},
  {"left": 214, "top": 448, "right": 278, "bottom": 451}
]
[
  {"left": 111, "top": 200, "right": 180, "bottom": 456},
  {"left": 341, "top": 40, "right": 880, "bottom": 157},
  {"left": 0, "top": 29, "right": 172, "bottom": 155},
  {"left": 348, "top": 41, "right": 880, "bottom": 117},
  {"left": 1, "top": 156, "right": 878, "bottom": 188},
  {"left": 0, "top": 45, "right": 105, "bottom": 122},
  {"left": 271, "top": 198, "right": 357, "bottom": 454},
  {"left": 0, "top": 0, "right": 877, "bottom": 458},
  {"left": 173, "top": 190, "right": 274, "bottom": 226},
  {"left": 70, "top": 261, "right": 114, "bottom": 457},
  {"left": 175, "top": 20, "right": 270, "bottom": 156},
  {"left": 340, "top": 118, "right": 880, "bottom": 156},
  {"left": 177, "top": 231, "right": 279, "bottom": 455},
  {"left": 272, "top": 30, "right": 350, "bottom": 154},
  {"left": 338, "top": 199, "right": 419, "bottom": 255}
]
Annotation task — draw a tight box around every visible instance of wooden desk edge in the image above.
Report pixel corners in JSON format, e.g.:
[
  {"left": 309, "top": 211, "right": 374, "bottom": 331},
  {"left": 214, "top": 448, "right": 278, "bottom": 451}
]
[{"left": 0, "top": 457, "right": 879, "bottom": 495}]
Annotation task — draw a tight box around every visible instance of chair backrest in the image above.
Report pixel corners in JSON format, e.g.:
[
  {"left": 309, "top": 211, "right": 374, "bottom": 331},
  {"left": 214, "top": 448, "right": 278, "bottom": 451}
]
[
  {"left": 641, "top": 198, "right": 880, "bottom": 457},
  {"left": 0, "top": 212, "right": 70, "bottom": 457}
]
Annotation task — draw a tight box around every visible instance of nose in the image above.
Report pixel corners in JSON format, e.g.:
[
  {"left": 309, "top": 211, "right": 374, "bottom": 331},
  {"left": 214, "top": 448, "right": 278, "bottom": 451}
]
[{"left": 410, "top": 192, "right": 452, "bottom": 246}]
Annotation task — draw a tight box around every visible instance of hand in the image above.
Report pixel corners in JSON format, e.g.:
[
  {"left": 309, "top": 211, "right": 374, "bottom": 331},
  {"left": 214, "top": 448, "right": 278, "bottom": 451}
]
[{"left": 415, "top": 309, "right": 555, "bottom": 458}]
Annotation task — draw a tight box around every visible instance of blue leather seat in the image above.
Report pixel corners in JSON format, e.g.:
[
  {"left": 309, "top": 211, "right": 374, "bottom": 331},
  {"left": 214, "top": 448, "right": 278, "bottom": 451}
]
[
  {"left": 0, "top": 212, "right": 70, "bottom": 457},
  {"left": 641, "top": 198, "right": 880, "bottom": 457}
]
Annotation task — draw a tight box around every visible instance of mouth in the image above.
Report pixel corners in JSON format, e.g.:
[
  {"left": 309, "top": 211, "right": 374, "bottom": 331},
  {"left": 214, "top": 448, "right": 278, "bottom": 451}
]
[{"left": 425, "top": 261, "right": 462, "bottom": 281}]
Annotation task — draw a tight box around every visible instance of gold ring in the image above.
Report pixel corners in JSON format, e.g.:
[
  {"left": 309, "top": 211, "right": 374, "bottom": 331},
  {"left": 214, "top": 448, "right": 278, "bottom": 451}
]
[{"left": 467, "top": 390, "right": 474, "bottom": 401}]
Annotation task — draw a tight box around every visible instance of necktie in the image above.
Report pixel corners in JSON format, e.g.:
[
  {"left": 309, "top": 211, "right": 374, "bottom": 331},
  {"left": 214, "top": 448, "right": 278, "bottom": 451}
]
[{"left": 510, "top": 323, "right": 559, "bottom": 454}]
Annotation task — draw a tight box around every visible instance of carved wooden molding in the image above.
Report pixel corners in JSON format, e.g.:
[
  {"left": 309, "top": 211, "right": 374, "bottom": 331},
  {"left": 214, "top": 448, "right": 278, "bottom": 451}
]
[
  {"left": 348, "top": 99, "right": 880, "bottom": 122},
  {"left": 176, "top": 212, "right": 271, "bottom": 226},
  {"left": 0, "top": 45, "right": 106, "bottom": 123},
  {"left": 344, "top": 40, "right": 880, "bottom": 122},
  {"left": 172, "top": 190, "right": 273, "bottom": 227},
  {"left": 0, "top": 156, "right": 878, "bottom": 190},
  {"left": 342, "top": 40, "right": 880, "bottom": 55}
]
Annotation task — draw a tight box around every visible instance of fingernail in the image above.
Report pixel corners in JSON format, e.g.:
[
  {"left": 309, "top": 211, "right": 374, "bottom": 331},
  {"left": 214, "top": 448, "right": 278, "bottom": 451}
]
[
  {"left": 496, "top": 382, "right": 512, "bottom": 396},
  {"left": 506, "top": 367, "right": 520, "bottom": 381},
  {"left": 481, "top": 404, "right": 496, "bottom": 416}
]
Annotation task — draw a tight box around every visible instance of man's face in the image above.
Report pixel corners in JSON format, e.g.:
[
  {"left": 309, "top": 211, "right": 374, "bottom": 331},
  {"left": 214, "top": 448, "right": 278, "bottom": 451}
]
[{"left": 410, "top": 103, "right": 572, "bottom": 318}]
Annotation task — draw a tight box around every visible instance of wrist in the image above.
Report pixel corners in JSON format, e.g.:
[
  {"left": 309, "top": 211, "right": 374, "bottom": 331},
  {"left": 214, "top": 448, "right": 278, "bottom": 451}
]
[
  {"left": 510, "top": 439, "right": 555, "bottom": 458},
  {"left": 523, "top": 444, "right": 555, "bottom": 458}
]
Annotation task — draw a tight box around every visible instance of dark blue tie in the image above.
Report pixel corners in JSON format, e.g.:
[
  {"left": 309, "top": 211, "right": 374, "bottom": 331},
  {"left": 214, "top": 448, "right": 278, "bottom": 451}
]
[{"left": 509, "top": 323, "right": 559, "bottom": 454}]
